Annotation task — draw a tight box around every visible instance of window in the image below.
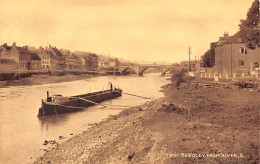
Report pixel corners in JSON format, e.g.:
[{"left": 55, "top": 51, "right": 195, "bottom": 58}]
[
  {"left": 239, "top": 47, "right": 247, "bottom": 54},
  {"left": 238, "top": 59, "right": 244, "bottom": 66},
  {"left": 239, "top": 47, "right": 244, "bottom": 53}
]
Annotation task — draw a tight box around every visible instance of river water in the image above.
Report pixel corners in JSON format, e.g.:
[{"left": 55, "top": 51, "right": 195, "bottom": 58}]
[{"left": 0, "top": 73, "right": 168, "bottom": 164}]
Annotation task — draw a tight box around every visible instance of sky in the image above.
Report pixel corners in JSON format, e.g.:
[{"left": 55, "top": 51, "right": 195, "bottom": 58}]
[{"left": 0, "top": 0, "right": 254, "bottom": 63}]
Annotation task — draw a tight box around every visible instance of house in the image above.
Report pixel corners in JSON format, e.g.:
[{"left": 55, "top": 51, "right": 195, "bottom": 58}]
[
  {"left": 73, "top": 51, "right": 86, "bottom": 68},
  {"left": 31, "top": 53, "right": 41, "bottom": 70},
  {"left": 29, "top": 46, "right": 51, "bottom": 69},
  {"left": 72, "top": 54, "right": 82, "bottom": 69},
  {"left": 0, "top": 43, "right": 12, "bottom": 60},
  {"left": 39, "top": 47, "right": 51, "bottom": 69},
  {"left": 108, "top": 58, "right": 120, "bottom": 67},
  {"left": 0, "top": 43, "right": 43, "bottom": 70},
  {"left": 0, "top": 42, "right": 32, "bottom": 70},
  {"left": 47, "top": 45, "right": 65, "bottom": 70},
  {"left": 60, "top": 49, "right": 74, "bottom": 70},
  {"left": 214, "top": 32, "right": 260, "bottom": 75},
  {"left": 85, "top": 53, "right": 98, "bottom": 71},
  {"left": 0, "top": 59, "right": 18, "bottom": 71},
  {"left": 97, "top": 55, "right": 110, "bottom": 68},
  {"left": 78, "top": 54, "right": 87, "bottom": 69},
  {"left": 60, "top": 50, "right": 82, "bottom": 70}
]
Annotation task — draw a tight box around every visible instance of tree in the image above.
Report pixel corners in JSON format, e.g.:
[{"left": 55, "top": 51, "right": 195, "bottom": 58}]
[
  {"left": 239, "top": 0, "right": 259, "bottom": 48},
  {"left": 203, "top": 42, "right": 216, "bottom": 67}
]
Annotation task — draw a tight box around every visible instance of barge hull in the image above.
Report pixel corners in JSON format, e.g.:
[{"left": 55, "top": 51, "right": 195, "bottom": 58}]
[{"left": 38, "top": 89, "right": 122, "bottom": 116}]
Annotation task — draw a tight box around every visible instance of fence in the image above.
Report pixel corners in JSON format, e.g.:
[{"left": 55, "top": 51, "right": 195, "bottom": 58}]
[{"left": 195, "top": 72, "right": 260, "bottom": 79}]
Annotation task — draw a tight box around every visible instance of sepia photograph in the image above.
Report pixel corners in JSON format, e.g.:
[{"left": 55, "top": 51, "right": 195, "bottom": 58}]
[{"left": 0, "top": 0, "right": 259, "bottom": 163}]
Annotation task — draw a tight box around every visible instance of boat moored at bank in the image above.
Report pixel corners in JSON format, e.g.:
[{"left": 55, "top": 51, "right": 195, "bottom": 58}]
[{"left": 38, "top": 87, "right": 122, "bottom": 116}]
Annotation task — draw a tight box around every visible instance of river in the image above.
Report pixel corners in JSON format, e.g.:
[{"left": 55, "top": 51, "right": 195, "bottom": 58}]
[{"left": 0, "top": 73, "right": 168, "bottom": 164}]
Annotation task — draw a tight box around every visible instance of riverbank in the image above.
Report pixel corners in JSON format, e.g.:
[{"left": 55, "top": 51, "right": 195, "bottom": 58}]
[
  {"left": 34, "top": 76, "right": 260, "bottom": 163},
  {"left": 0, "top": 74, "right": 102, "bottom": 88}
]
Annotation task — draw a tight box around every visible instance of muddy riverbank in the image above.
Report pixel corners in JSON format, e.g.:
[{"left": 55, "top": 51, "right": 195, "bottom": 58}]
[
  {"left": 0, "top": 74, "right": 102, "bottom": 88},
  {"left": 34, "top": 76, "right": 260, "bottom": 163}
]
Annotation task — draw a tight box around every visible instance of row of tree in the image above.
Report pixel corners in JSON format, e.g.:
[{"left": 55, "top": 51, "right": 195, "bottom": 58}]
[{"left": 203, "top": 0, "right": 259, "bottom": 67}]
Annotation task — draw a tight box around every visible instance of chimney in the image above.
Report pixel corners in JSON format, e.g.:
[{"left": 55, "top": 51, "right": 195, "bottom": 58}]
[
  {"left": 3, "top": 43, "right": 7, "bottom": 46},
  {"left": 224, "top": 31, "right": 228, "bottom": 37},
  {"left": 39, "top": 46, "right": 43, "bottom": 53},
  {"left": 24, "top": 45, "right": 28, "bottom": 49},
  {"left": 49, "top": 45, "right": 51, "bottom": 48},
  {"left": 13, "top": 42, "right": 16, "bottom": 46}
]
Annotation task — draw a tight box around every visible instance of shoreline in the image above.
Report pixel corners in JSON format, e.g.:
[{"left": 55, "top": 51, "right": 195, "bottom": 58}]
[
  {"left": 34, "top": 76, "right": 260, "bottom": 163},
  {"left": 0, "top": 73, "right": 104, "bottom": 88}
]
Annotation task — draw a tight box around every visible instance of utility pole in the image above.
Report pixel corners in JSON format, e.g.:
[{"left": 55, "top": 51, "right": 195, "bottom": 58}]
[
  {"left": 195, "top": 53, "right": 196, "bottom": 71},
  {"left": 189, "top": 47, "right": 191, "bottom": 72},
  {"left": 231, "top": 43, "right": 233, "bottom": 77}
]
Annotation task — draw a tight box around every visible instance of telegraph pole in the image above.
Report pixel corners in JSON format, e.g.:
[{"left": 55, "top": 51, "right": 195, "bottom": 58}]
[
  {"left": 189, "top": 47, "right": 191, "bottom": 72},
  {"left": 195, "top": 53, "right": 196, "bottom": 71},
  {"left": 231, "top": 43, "right": 233, "bottom": 77}
]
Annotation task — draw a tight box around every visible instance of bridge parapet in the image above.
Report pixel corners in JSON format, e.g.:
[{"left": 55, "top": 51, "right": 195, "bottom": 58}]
[{"left": 118, "top": 64, "right": 181, "bottom": 76}]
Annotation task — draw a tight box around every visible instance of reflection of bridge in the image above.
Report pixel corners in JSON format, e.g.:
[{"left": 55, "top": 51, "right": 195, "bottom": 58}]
[{"left": 118, "top": 65, "right": 180, "bottom": 76}]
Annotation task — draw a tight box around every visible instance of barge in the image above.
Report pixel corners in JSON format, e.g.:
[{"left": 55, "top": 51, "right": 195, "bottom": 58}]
[{"left": 38, "top": 87, "right": 122, "bottom": 116}]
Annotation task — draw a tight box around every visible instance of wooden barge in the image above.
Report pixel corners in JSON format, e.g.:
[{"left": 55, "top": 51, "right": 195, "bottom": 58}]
[{"left": 38, "top": 88, "right": 122, "bottom": 116}]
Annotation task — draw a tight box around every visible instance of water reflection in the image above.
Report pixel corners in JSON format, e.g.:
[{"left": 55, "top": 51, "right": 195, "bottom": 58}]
[{"left": 38, "top": 115, "right": 70, "bottom": 130}]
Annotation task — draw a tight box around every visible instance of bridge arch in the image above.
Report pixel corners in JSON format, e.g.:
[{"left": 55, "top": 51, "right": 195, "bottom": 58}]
[
  {"left": 120, "top": 67, "right": 137, "bottom": 75},
  {"left": 139, "top": 67, "right": 150, "bottom": 76},
  {"left": 162, "top": 68, "right": 170, "bottom": 76}
]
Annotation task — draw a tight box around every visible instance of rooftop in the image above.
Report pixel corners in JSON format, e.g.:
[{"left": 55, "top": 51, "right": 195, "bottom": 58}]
[
  {"left": 31, "top": 53, "right": 41, "bottom": 60},
  {"left": 16, "top": 46, "right": 31, "bottom": 54},
  {"left": 1, "top": 59, "right": 18, "bottom": 64},
  {"left": 2, "top": 44, "right": 12, "bottom": 50},
  {"left": 216, "top": 31, "right": 243, "bottom": 46}
]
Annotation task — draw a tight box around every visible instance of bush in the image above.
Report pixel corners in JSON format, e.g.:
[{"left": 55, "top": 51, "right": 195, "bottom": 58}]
[
  {"left": 170, "top": 69, "right": 187, "bottom": 86},
  {"left": 234, "top": 79, "right": 259, "bottom": 88}
]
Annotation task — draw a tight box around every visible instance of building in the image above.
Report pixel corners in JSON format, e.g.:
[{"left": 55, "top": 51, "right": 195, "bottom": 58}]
[
  {"left": 28, "top": 46, "right": 51, "bottom": 69},
  {"left": 61, "top": 49, "right": 74, "bottom": 70},
  {"left": 78, "top": 54, "right": 87, "bottom": 69},
  {"left": 0, "top": 59, "right": 18, "bottom": 71},
  {"left": 72, "top": 54, "right": 82, "bottom": 69},
  {"left": 85, "top": 53, "right": 98, "bottom": 70},
  {"left": 0, "top": 43, "right": 43, "bottom": 70},
  {"left": 0, "top": 43, "right": 32, "bottom": 70},
  {"left": 214, "top": 32, "right": 260, "bottom": 75},
  {"left": 108, "top": 58, "right": 120, "bottom": 67},
  {"left": 31, "top": 53, "right": 42, "bottom": 70},
  {"left": 47, "top": 45, "right": 65, "bottom": 70},
  {"left": 0, "top": 43, "right": 12, "bottom": 61},
  {"left": 97, "top": 56, "right": 109, "bottom": 68},
  {"left": 39, "top": 47, "right": 51, "bottom": 69},
  {"left": 61, "top": 49, "right": 82, "bottom": 70}
]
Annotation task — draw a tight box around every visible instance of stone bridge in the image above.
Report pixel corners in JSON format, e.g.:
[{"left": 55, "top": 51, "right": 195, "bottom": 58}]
[{"left": 118, "top": 64, "right": 180, "bottom": 76}]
